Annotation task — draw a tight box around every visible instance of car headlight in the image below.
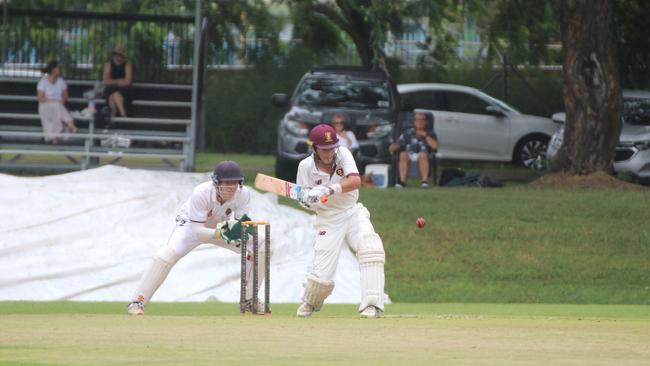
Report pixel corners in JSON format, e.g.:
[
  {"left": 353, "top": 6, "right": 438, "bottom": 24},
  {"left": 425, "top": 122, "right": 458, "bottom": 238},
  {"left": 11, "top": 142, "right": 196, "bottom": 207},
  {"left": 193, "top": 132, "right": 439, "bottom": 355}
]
[
  {"left": 285, "top": 118, "right": 309, "bottom": 136},
  {"left": 634, "top": 140, "right": 650, "bottom": 151},
  {"left": 367, "top": 123, "right": 392, "bottom": 139}
]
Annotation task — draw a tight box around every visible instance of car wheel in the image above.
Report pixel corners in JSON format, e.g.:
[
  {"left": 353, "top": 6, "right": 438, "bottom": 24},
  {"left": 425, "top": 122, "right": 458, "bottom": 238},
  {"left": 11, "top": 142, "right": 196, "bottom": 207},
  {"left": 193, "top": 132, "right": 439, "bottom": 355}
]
[
  {"left": 275, "top": 155, "right": 297, "bottom": 182},
  {"left": 514, "top": 135, "right": 549, "bottom": 167}
]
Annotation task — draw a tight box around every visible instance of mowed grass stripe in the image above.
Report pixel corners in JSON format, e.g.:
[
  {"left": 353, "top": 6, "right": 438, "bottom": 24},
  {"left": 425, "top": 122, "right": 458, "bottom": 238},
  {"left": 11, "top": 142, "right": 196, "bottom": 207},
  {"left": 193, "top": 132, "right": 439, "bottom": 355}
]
[
  {"left": 1, "top": 302, "right": 648, "bottom": 320},
  {"left": 0, "top": 306, "right": 648, "bottom": 366}
]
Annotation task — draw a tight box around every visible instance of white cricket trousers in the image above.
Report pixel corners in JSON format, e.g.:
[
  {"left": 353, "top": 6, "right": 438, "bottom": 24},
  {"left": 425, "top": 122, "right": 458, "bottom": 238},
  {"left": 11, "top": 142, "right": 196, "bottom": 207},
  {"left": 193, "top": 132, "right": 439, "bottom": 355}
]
[
  {"left": 167, "top": 219, "right": 261, "bottom": 258},
  {"left": 311, "top": 203, "right": 379, "bottom": 281},
  {"left": 167, "top": 219, "right": 267, "bottom": 282},
  {"left": 132, "top": 218, "right": 266, "bottom": 304}
]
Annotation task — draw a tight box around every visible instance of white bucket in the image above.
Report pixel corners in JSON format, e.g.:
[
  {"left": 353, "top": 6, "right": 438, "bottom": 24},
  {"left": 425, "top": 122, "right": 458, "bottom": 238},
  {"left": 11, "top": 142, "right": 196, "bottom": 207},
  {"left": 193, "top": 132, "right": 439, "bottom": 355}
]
[{"left": 364, "top": 164, "right": 390, "bottom": 188}]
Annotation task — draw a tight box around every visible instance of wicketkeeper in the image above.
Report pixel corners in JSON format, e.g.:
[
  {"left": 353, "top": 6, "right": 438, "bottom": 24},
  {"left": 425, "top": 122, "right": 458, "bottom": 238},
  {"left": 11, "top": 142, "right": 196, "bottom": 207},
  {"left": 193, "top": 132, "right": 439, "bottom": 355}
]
[
  {"left": 127, "top": 160, "right": 268, "bottom": 315},
  {"left": 296, "top": 124, "right": 386, "bottom": 318}
]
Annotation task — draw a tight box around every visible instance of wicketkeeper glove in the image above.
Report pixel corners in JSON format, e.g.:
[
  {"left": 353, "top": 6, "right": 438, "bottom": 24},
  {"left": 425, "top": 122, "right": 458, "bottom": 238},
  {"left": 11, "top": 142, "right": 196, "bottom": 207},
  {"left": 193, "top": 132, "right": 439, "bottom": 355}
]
[{"left": 215, "top": 214, "right": 254, "bottom": 245}]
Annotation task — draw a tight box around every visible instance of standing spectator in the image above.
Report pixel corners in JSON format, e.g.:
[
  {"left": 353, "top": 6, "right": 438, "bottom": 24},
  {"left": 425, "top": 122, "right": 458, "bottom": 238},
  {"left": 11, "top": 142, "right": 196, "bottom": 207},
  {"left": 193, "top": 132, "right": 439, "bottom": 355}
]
[
  {"left": 389, "top": 112, "right": 438, "bottom": 188},
  {"left": 37, "top": 60, "right": 78, "bottom": 144},
  {"left": 102, "top": 46, "right": 133, "bottom": 117}
]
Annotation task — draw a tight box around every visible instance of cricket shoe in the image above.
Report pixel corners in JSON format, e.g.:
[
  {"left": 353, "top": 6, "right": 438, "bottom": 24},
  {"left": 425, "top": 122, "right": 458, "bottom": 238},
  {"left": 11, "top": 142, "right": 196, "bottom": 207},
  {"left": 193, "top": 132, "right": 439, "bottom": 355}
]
[
  {"left": 127, "top": 301, "right": 145, "bottom": 315},
  {"left": 243, "top": 298, "right": 268, "bottom": 314},
  {"left": 296, "top": 302, "right": 315, "bottom": 317},
  {"left": 359, "top": 305, "right": 382, "bottom": 318}
]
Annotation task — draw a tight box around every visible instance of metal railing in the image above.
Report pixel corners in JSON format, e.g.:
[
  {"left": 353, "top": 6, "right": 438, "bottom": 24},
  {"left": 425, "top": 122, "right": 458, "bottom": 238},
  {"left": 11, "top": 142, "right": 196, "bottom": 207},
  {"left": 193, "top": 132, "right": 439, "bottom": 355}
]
[
  {"left": 1, "top": 8, "right": 196, "bottom": 84},
  {"left": 0, "top": 117, "right": 191, "bottom": 171},
  {"left": 0, "top": 5, "right": 206, "bottom": 172}
]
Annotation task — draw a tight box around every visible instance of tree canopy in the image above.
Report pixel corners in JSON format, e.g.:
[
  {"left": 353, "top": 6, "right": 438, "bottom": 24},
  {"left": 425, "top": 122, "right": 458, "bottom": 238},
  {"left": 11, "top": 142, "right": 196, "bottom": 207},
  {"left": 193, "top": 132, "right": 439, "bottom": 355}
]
[{"left": 10, "top": 0, "right": 650, "bottom": 175}]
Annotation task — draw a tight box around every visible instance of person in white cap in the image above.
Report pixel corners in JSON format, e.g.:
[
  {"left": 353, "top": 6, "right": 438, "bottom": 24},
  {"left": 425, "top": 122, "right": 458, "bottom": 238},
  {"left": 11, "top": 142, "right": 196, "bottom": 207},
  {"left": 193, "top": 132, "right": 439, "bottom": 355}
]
[{"left": 295, "top": 123, "right": 386, "bottom": 318}]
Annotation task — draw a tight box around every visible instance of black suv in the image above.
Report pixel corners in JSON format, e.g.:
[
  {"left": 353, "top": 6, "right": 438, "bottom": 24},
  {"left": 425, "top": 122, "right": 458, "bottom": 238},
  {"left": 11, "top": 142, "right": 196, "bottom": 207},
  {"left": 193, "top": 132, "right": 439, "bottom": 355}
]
[{"left": 271, "top": 66, "right": 404, "bottom": 181}]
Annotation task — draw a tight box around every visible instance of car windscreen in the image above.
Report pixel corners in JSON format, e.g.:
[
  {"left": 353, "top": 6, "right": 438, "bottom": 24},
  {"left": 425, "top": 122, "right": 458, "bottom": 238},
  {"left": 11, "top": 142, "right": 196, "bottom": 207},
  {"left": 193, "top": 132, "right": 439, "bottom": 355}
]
[
  {"left": 294, "top": 77, "right": 391, "bottom": 109},
  {"left": 623, "top": 98, "right": 650, "bottom": 126}
]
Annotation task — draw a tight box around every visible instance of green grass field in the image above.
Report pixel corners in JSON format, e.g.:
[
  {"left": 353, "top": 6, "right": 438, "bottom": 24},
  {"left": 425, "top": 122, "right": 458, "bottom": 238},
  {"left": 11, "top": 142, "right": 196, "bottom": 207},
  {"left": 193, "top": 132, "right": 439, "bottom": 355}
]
[
  {"left": 196, "top": 152, "right": 650, "bottom": 305},
  {"left": 0, "top": 302, "right": 648, "bottom": 366},
  {"left": 2, "top": 152, "right": 649, "bottom": 365},
  {"left": 365, "top": 186, "right": 650, "bottom": 304}
]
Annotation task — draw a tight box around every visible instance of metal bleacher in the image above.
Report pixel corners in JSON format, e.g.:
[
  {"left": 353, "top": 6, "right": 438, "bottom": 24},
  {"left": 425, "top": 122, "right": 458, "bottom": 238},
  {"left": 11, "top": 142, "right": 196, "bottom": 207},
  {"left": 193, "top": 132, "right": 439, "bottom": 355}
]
[{"left": 0, "top": 77, "right": 194, "bottom": 172}]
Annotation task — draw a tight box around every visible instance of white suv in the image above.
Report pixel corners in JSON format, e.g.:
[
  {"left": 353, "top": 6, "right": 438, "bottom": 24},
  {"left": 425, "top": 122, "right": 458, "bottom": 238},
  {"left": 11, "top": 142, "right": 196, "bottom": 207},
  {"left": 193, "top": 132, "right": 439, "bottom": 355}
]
[
  {"left": 398, "top": 83, "right": 558, "bottom": 166},
  {"left": 546, "top": 90, "right": 650, "bottom": 180}
]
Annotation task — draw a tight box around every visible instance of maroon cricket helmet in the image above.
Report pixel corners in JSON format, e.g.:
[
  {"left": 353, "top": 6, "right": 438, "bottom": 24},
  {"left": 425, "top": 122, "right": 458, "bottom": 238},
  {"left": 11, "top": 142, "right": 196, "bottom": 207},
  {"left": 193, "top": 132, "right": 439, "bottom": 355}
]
[{"left": 308, "top": 124, "right": 339, "bottom": 149}]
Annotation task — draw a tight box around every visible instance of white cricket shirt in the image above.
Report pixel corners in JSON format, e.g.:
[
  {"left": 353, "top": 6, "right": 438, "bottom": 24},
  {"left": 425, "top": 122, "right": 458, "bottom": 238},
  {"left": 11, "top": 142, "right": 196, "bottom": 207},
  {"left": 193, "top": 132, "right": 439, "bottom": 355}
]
[
  {"left": 178, "top": 181, "right": 251, "bottom": 228},
  {"left": 296, "top": 147, "right": 360, "bottom": 218}
]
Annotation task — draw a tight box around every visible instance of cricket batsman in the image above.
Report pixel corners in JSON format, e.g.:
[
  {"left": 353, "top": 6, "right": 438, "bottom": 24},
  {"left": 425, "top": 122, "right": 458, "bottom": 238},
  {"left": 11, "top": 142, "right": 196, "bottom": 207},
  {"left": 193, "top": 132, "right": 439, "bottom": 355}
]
[
  {"left": 127, "top": 160, "right": 267, "bottom": 315},
  {"left": 295, "top": 124, "right": 386, "bottom": 318}
]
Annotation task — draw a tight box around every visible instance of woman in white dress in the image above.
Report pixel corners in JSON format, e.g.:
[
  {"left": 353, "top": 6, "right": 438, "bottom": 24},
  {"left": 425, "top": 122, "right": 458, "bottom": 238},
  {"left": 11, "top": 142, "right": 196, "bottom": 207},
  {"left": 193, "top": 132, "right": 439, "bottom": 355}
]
[{"left": 36, "top": 60, "right": 78, "bottom": 144}]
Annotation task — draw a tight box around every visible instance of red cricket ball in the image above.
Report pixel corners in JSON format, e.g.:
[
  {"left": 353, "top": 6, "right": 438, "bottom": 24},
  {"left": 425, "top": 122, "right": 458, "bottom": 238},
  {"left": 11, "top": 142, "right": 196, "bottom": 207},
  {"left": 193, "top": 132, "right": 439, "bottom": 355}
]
[{"left": 416, "top": 217, "right": 426, "bottom": 228}]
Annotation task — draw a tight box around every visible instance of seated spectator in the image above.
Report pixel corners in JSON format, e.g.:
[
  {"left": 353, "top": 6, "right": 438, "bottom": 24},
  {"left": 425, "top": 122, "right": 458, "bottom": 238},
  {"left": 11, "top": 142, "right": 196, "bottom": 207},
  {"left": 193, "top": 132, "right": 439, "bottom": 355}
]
[
  {"left": 103, "top": 46, "right": 133, "bottom": 117},
  {"left": 389, "top": 112, "right": 438, "bottom": 188},
  {"left": 37, "top": 60, "right": 78, "bottom": 144},
  {"left": 331, "top": 113, "right": 359, "bottom": 155}
]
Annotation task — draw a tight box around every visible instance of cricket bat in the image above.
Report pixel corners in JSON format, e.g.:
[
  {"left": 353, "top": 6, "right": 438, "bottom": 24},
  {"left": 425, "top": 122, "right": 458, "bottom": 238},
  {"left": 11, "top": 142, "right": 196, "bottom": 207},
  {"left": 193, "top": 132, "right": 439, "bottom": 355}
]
[{"left": 254, "top": 173, "right": 328, "bottom": 203}]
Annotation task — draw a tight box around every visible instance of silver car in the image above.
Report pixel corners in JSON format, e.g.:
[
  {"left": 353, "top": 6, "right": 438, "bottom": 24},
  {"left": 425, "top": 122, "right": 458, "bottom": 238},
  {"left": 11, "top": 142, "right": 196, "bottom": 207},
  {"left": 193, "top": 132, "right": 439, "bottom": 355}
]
[
  {"left": 546, "top": 90, "right": 650, "bottom": 180},
  {"left": 398, "top": 83, "right": 558, "bottom": 166}
]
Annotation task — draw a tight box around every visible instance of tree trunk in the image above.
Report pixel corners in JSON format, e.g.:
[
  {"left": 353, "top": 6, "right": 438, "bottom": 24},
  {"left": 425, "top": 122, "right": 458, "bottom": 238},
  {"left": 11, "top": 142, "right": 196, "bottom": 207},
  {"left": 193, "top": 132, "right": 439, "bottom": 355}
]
[
  {"left": 337, "top": 1, "right": 375, "bottom": 69},
  {"left": 350, "top": 32, "right": 373, "bottom": 69},
  {"left": 554, "top": 0, "right": 622, "bottom": 175},
  {"left": 309, "top": 0, "right": 382, "bottom": 70}
]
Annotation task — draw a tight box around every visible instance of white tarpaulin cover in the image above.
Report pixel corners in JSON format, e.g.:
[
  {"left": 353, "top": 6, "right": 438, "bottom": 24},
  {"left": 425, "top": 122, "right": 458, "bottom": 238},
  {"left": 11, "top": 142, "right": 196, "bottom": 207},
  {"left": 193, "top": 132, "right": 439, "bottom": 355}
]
[{"left": 0, "top": 165, "right": 380, "bottom": 304}]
